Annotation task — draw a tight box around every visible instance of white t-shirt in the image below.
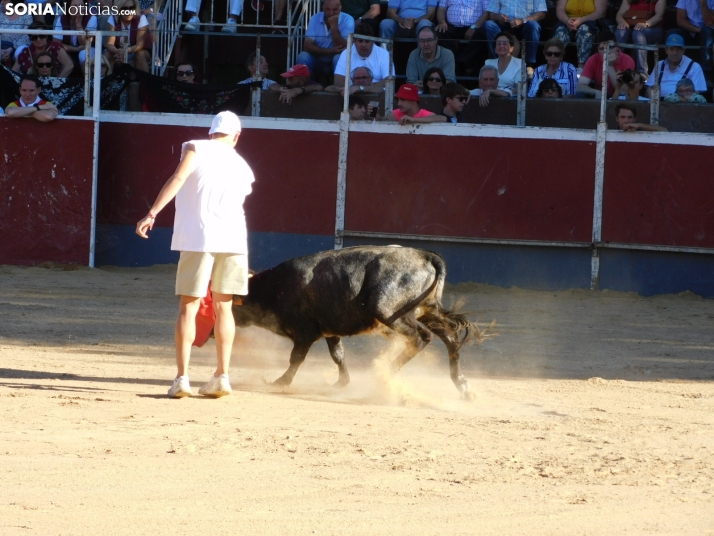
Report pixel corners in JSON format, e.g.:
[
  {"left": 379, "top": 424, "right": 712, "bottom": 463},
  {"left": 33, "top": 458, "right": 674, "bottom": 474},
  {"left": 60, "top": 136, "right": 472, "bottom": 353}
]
[
  {"left": 334, "top": 44, "right": 394, "bottom": 83},
  {"left": 646, "top": 56, "right": 707, "bottom": 96},
  {"left": 485, "top": 57, "right": 523, "bottom": 94},
  {"left": 54, "top": 15, "right": 98, "bottom": 47},
  {"left": 171, "top": 139, "right": 255, "bottom": 254}
]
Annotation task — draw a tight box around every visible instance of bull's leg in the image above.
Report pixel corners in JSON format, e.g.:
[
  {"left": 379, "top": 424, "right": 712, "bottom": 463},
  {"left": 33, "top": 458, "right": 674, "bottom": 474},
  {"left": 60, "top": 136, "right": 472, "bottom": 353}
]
[
  {"left": 421, "top": 313, "right": 473, "bottom": 399},
  {"left": 273, "top": 339, "right": 313, "bottom": 386},
  {"left": 325, "top": 336, "right": 350, "bottom": 387},
  {"left": 387, "top": 316, "right": 433, "bottom": 372}
]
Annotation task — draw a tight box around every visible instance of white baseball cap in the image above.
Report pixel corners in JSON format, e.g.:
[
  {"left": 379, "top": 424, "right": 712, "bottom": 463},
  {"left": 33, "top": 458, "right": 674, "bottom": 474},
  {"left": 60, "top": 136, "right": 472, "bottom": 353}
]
[{"left": 209, "top": 111, "right": 242, "bottom": 135}]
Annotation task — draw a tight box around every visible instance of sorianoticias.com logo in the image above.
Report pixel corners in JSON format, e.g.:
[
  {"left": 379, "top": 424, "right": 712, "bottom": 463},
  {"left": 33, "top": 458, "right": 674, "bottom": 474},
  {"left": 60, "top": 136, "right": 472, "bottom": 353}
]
[{"left": 3, "top": 3, "right": 128, "bottom": 16}]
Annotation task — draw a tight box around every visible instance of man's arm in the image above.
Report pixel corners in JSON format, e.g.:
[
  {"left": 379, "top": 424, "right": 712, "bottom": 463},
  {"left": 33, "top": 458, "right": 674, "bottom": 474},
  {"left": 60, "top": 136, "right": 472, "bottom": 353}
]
[
  {"left": 303, "top": 37, "right": 343, "bottom": 56},
  {"left": 435, "top": 6, "right": 448, "bottom": 31},
  {"left": 441, "top": 48, "right": 456, "bottom": 82},
  {"left": 386, "top": 7, "right": 402, "bottom": 23},
  {"left": 576, "top": 76, "right": 601, "bottom": 98},
  {"left": 406, "top": 52, "right": 420, "bottom": 84},
  {"left": 624, "top": 123, "right": 668, "bottom": 132},
  {"left": 363, "top": 1, "right": 381, "bottom": 19},
  {"left": 400, "top": 113, "right": 447, "bottom": 124},
  {"left": 33, "top": 102, "right": 58, "bottom": 122},
  {"left": 701, "top": 0, "right": 714, "bottom": 27},
  {"left": 4, "top": 104, "right": 36, "bottom": 118},
  {"left": 136, "top": 146, "right": 197, "bottom": 238},
  {"left": 676, "top": 8, "right": 701, "bottom": 32},
  {"left": 416, "top": 6, "right": 436, "bottom": 22}
]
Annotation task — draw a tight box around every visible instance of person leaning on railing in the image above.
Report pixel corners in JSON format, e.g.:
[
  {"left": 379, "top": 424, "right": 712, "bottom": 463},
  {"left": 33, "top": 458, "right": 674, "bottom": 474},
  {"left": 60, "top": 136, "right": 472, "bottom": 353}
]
[
  {"left": 333, "top": 22, "right": 395, "bottom": 89},
  {"left": 270, "top": 64, "right": 324, "bottom": 104},
  {"left": 615, "top": 0, "right": 666, "bottom": 76},
  {"left": 4, "top": 74, "right": 58, "bottom": 122},
  {"left": 469, "top": 63, "right": 511, "bottom": 106},
  {"left": 324, "top": 65, "right": 384, "bottom": 95},
  {"left": 614, "top": 101, "right": 667, "bottom": 131}
]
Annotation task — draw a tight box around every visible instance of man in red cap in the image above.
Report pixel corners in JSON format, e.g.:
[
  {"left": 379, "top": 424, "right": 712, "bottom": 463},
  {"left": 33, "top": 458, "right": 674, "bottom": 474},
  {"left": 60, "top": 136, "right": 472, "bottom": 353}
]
[
  {"left": 384, "top": 83, "right": 440, "bottom": 124},
  {"left": 269, "top": 64, "right": 324, "bottom": 104}
]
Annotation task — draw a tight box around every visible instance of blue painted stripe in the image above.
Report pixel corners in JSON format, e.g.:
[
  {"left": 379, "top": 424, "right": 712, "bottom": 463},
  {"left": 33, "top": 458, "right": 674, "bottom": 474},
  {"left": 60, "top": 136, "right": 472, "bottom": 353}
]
[
  {"left": 599, "top": 249, "right": 714, "bottom": 298},
  {"left": 344, "top": 236, "right": 593, "bottom": 290},
  {"left": 95, "top": 225, "right": 333, "bottom": 269}
]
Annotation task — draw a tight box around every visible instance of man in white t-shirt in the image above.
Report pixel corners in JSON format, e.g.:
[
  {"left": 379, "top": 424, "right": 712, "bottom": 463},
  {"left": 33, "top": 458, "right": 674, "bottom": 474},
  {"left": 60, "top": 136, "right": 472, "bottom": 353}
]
[
  {"left": 136, "top": 111, "right": 255, "bottom": 399},
  {"left": 333, "top": 22, "right": 394, "bottom": 88}
]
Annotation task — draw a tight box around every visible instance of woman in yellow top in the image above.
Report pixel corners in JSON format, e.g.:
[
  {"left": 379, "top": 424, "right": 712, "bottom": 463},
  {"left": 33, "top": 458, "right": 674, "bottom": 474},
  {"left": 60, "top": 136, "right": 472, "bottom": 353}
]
[
  {"left": 615, "top": 0, "right": 665, "bottom": 75},
  {"left": 553, "top": 0, "right": 608, "bottom": 71}
]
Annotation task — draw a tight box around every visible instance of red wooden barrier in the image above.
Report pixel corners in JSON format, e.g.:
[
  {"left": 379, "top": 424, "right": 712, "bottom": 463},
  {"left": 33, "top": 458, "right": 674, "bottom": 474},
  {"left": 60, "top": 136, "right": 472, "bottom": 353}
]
[{"left": 0, "top": 118, "right": 95, "bottom": 265}]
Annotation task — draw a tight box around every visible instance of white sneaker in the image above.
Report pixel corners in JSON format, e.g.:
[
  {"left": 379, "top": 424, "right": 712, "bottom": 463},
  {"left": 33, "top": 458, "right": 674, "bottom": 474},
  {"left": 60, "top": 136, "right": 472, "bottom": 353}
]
[
  {"left": 167, "top": 376, "right": 192, "bottom": 398},
  {"left": 222, "top": 18, "right": 238, "bottom": 33},
  {"left": 199, "top": 374, "right": 232, "bottom": 398},
  {"left": 184, "top": 16, "right": 200, "bottom": 31}
]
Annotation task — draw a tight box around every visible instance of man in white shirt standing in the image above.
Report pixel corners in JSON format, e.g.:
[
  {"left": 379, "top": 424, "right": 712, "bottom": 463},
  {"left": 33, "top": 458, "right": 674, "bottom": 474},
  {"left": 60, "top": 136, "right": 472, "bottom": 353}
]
[
  {"left": 333, "top": 22, "right": 395, "bottom": 89},
  {"left": 135, "top": 111, "right": 255, "bottom": 399}
]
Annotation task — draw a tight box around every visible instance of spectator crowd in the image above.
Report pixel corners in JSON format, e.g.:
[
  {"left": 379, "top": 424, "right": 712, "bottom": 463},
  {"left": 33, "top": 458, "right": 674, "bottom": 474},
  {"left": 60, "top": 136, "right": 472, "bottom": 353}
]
[{"left": 2, "top": 0, "right": 714, "bottom": 122}]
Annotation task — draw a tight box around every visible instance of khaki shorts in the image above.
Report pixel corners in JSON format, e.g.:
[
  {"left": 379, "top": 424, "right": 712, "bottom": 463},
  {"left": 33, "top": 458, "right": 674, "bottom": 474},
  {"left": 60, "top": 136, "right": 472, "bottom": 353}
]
[{"left": 175, "top": 252, "right": 249, "bottom": 297}]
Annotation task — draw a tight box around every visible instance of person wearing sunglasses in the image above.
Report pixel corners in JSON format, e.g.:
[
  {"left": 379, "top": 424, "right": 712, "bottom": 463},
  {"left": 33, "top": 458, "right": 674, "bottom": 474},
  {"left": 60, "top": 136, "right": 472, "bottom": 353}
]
[
  {"left": 175, "top": 62, "right": 197, "bottom": 83},
  {"left": 663, "top": 77, "right": 707, "bottom": 102},
  {"left": 105, "top": 0, "right": 152, "bottom": 73},
  {"left": 420, "top": 66, "right": 446, "bottom": 94},
  {"left": 527, "top": 38, "right": 577, "bottom": 97},
  {"left": 436, "top": 82, "right": 470, "bottom": 123},
  {"left": 535, "top": 78, "right": 563, "bottom": 97},
  {"left": 5, "top": 74, "right": 58, "bottom": 122},
  {"left": 406, "top": 26, "right": 455, "bottom": 89},
  {"left": 13, "top": 22, "right": 74, "bottom": 77},
  {"left": 32, "top": 51, "right": 57, "bottom": 77}
]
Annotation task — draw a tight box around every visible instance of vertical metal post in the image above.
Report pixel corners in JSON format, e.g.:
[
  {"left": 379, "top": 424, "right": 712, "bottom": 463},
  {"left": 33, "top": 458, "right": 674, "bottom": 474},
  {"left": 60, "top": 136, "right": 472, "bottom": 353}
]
[
  {"left": 334, "top": 34, "right": 353, "bottom": 250},
  {"left": 89, "top": 31, "right": 103, "bottom": 268},
  {"left": 650, "top": 48, "right": 660, "bottom": 125},
  {"left": 251, "top": 34, "right": 262, "bottom": 117},
  {"left": 590, "top": 41, "right": 611, "bottom": 289},
  {"left": 384, "top": 40, "right": 394, "bottom": 114},
  {"left": 83, "top": 37, "right": 92, "bottom": 116},
  {"left": 516, "top": 38, "right": 526, "bottom": 127}
]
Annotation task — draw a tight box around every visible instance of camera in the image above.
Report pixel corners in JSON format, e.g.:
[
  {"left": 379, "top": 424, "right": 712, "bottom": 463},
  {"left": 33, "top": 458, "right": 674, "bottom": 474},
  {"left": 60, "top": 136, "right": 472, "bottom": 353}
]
[{"left": 620, "top": 69, "right": 637, "bottom": 85}]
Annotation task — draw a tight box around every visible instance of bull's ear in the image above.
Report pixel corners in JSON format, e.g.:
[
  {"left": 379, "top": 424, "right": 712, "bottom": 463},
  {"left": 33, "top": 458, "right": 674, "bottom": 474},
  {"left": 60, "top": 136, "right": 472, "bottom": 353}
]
[{"left": 233, "top": 296, "right": 243, "bottom": 306}]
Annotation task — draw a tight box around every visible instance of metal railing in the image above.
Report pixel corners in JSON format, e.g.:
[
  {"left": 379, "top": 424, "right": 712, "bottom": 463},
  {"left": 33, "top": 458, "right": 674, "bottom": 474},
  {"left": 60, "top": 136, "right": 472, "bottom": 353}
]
[{"left": 151, "top": 0, "right": 183, "bottom": 75}]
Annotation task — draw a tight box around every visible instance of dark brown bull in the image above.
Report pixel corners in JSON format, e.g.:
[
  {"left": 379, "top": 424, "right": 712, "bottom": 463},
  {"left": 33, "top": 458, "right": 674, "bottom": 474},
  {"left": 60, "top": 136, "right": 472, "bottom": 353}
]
[{"left": 233, "top": 245, "right": 486, "bottom": 397}]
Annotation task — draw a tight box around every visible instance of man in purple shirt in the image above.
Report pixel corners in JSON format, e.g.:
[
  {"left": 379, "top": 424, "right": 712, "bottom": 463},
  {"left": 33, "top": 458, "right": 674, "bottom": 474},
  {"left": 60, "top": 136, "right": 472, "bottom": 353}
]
[{"left": 666, "top": 0, "right": 714, "bottom": 77}]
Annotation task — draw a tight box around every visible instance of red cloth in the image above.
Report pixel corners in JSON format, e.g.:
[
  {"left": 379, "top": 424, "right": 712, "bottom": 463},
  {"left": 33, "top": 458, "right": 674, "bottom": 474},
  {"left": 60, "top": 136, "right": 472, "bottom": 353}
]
[{"left": 193, "top": 282, "right": 215, "bottom": 347}]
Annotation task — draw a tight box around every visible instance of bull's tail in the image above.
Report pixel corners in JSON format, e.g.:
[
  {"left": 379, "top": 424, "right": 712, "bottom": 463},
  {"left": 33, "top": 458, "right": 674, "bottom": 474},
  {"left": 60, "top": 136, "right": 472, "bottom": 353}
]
[{"left": 424, "top": 252, "right": 495, "bottom": 350}]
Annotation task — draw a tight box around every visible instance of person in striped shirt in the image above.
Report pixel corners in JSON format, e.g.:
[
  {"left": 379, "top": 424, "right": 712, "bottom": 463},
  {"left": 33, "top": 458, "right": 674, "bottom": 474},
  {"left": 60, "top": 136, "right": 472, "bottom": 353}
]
[{"left": 527, "top": 38, "right": 578, "bottom": 97}]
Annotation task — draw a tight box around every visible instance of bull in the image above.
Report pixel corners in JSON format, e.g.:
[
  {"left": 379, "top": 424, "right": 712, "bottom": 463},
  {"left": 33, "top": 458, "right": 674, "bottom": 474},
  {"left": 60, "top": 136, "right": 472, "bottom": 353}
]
[{"left": 232, "top": 245, "right": 486, "bottom": 398}]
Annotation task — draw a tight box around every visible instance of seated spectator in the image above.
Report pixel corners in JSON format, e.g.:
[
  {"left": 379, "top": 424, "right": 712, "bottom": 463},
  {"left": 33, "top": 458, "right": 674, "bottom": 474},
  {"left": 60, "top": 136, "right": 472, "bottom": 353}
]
[
  {"left": 31, "top": 51, "right": 57, "bottom": 77},
  {"left": 437, "top": 82, "right": 469, "bottom": 123},
  {"left": 4, "top": 75, "right": 58, "bottom": 122},
  {"left": 325, "top": 66, "right": 384, "bottom": 94},
  {"left": 269, "top": 64, "right": 324, "bottom": 104},
  {"left": 184, "top": 0, "right": 242, "bottom": 33},
  {"left": 434, "top": 0, "right": 489, "bottom": 72},
  {"left": 484, "top": 0, "right": 547, "bottom": 77},
  {"left": 238, "top": 53, "right": 280, "bottom": 90},
  {"left": 86, "top": 54, "right": 113, "bottom": 78},
  {"left": 175, "top": 62, "right": 197, "bottom": 83},
  {"left": 528, "top": 38, "right": 577, "bottom": 97},
  {"left": 341, "top": 0, "right": 380, "bottom": 35},
  {"left": 577, "top": 32, "right": 635, "bottom": 98},
  {"left": 54, "top": 0, "right": 97, "bottom": 71},
  {"left": 667, "top": 0, "right": 714, "bottom": 79},
  {"left": 296, "top": 0, "right": 354, "bottom": 77},
  {"left": 646, "top": 34, "right": 707, "bottom": 97},
  {"left": 663, "top": 77, "right": 708, "bottom": 102},
  {"left": 349, "top": 95, "right": 368, "bottom": 119},
  {"left": 553, "top": 0, "right": 607, "bottom": 72},
  {"left": 14, "top": 23, "right": 74, "bottom": 76},
  {"left": 615, "top": 0, "right": 666, "bottom": 75},
  {"left": 105, "top": 0, "right": 152, "bottom": 73},
  {"left": 0, "top": 0, "right": 33, "bottom": 66},
  {"left": 421, "top": 66, "right": 446, "bottom": 94},
  {"left": 612, "top": 69, "right": 649, "bottom": 100},
  {"left": 470, "top": 64, "right": 511, "bottom": 106},
  {"left": 614, "top": 101, "right": 667, "bottom": 131},
  {"left": 406, "top": 26, "right": 455, "bottom": 88},
  {"left": 334, "top": 23, "right": 395, "bottom": 88},
  {"left": 379, "top": 0, "right": 436, "bottom": 40},
  {"left": 535, "top": 78, "right": 563, "bottom": 97},
  {"left": 484, "top": 32, "right": 523, "bottom": 95},
  {"left": 385, "top": 83, "right": 440, "bottom": 124}
]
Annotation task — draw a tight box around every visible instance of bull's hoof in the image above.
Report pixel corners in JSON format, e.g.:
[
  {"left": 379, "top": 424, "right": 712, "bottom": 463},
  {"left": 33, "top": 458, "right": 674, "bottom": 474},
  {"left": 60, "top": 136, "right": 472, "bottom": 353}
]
[
  {"left": 272, "top": 375, "right": 292, "bottom": 386},
  {"left": 333, "top": 374, "right": 350, "bottom": 388},
  {"left": 457, "top": 380, "right": 474, "bottom": 401}
]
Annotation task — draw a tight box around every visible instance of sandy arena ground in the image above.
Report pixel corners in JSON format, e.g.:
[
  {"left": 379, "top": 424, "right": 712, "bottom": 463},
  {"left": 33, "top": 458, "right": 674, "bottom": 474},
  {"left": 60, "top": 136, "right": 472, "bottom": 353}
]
[{"left": 0, "top": 263, "right": 713, "bottom": 535}]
